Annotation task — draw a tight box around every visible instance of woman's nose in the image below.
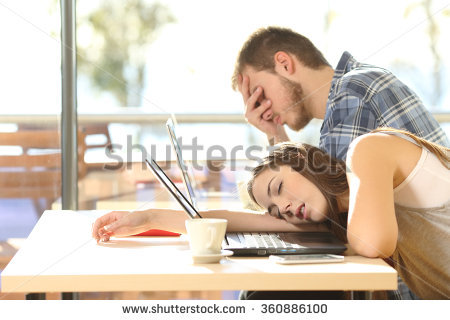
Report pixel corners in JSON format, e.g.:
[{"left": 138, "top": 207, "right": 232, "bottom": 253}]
[{"left": 279, "top": 201, "right": 291, "bottom": 215}]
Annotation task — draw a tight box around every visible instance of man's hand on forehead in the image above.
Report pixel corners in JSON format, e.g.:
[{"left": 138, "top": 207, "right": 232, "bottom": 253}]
[{"left": 239, "top": 73, "right": 282, "bottom": 138}]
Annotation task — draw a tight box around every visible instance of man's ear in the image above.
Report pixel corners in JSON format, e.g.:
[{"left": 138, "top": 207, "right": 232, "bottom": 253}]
[{"left": 274, "top": 51, "right": 295, "bottom": 75}]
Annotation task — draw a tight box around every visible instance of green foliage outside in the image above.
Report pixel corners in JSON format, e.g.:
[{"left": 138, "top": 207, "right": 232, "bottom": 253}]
[{"left": 77, "top": 0, "right": 175, "bottom": 107}]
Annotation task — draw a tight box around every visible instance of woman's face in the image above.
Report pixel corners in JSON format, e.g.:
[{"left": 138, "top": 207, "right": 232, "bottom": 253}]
[{"left": 252, "top": 165, "right": 329, "bottom": 224}]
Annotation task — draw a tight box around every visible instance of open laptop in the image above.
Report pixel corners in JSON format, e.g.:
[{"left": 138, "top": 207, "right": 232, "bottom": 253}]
[
  {"left": 145, "top": 157, "right": 347, "bottom": 256},
  {"left": 166, "top": 118, "right": 236, "bottom": 210},
  {"left": 166, "top": 118, "right": 199, "bottom": 209}
]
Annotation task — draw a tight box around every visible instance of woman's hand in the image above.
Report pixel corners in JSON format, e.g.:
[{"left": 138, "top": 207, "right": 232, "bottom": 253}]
[{"left": 92, "top": 210, "right": 152, "bottom": 242}]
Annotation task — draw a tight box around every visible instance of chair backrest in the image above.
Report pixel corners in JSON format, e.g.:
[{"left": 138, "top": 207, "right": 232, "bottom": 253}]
[{"left": 0, "top": 129, "right": 87, "bottom": 200}]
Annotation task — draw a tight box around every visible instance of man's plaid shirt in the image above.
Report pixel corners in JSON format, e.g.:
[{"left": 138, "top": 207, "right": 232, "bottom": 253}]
[{"left": 319, "top": 51, "right": 449, "bottom": 161}]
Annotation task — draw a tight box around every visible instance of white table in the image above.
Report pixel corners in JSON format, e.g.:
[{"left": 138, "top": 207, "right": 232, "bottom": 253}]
[{"left": 1, "top": 210, "right": 397, "bottom": 296}]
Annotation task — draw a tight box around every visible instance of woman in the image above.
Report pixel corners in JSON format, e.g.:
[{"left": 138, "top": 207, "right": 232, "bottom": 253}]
[
  {"left": 246, "top": 128, "right": 449, "bottom": 299},
  {"left": 92, "top": 128, "right": 449, "bottom": 299}
]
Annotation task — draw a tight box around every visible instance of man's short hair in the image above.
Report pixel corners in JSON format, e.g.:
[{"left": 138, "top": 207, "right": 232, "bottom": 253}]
[{"left": 231, "top": 26, "right": 330, "bottom": 90}]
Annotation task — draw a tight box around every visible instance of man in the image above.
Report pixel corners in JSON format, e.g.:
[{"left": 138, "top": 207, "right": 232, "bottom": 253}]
[
  {"left": 232, "top": 26, "right": 449, "bottom": 300},
  {"left": 232, "top": 26, "right": 449, "bottom": 161}
]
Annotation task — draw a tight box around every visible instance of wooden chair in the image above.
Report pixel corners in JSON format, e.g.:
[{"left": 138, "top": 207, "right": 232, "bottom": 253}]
[
  {"left": 79, "top": 123, "right": 112, "bottom": 151},
  {"left": 19, "top": 123, "right": 112, "bottom": 153},
  {"left": 0, "top": 129, "right": 87, "bottom": 216}
]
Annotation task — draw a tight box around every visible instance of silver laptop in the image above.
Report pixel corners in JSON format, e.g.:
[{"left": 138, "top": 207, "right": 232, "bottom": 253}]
[
  {"left": 145, "top": 157, "right": 347, "bottom": 256},
  {"left": 166, "top": 118, "right": 234, "bottom": 210},
  {"left": 166, "top": 118, "right": 199, "bottom": 209}
]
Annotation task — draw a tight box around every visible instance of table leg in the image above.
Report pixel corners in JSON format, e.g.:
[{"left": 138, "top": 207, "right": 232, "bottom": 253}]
[
  {"left": 62, "top": 292, "right": 80, "bottom": 300},
  {"left": 350, "top": 291, "right": 373, "bottom": 299},
  {"left": 26, "top": 293, "right": 46, "bottom": 300},
  {"left": 364, "top": 291, "right": 373, "bottom": 299}
]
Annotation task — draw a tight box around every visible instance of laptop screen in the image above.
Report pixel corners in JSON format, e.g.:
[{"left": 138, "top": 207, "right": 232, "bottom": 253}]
[
  {"left": 145, "top": 158, "right": 202, "bottom": 219},
  {"left": 166, "top": 118, "right": 198, "bottom": 208}
]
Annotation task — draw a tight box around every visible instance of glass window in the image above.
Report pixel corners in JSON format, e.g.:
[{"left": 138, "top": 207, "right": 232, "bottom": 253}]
[
  {"left": 77, "top": 0, "right": 450, "bottom": 113},
  {"left": 74, "top": 0, "right": 450, "bottom": 215},
  {"left": 0, "top": 0, "right": 61, "bottom": 240}
]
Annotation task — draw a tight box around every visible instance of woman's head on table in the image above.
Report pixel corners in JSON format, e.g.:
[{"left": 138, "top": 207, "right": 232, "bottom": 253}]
[{"left": 247, "top": 142, "right": 349, "bottom": 242}]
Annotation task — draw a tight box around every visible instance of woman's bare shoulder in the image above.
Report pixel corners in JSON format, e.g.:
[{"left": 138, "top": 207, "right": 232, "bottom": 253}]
[{"left": 346, "top": 132, "right": 421, "bottom": 175}]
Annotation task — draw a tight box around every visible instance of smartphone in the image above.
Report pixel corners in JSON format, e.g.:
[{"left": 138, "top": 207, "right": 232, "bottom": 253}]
[{"left": 269, "top": 254, "right": 344, "bottom": 265}]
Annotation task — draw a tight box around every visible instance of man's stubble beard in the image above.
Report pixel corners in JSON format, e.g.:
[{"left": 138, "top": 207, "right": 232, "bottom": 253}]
[{"left": 279, "top": 76, "right": 313, "bottom": 131}]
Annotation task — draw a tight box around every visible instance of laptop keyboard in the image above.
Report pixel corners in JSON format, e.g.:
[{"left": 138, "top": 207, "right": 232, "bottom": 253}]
[{"left": 236, "top": 232, "right": 301, "bottom": 249}]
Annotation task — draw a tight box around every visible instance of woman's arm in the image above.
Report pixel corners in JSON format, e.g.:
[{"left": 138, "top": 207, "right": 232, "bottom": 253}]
[
  {"left": 200, "top": 209, "right": 327, "bottom": 232},
  {"left": 92, "top": 208, "right": 327, "bottom": 242},
  {"left": 345, "top": 133, "right": 421, "bottom": 258}
]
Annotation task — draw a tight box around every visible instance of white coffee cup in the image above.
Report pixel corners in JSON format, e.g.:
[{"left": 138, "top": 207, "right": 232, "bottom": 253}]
[{"left": 185, "top": 218, "right": 227, "bottom": 256}]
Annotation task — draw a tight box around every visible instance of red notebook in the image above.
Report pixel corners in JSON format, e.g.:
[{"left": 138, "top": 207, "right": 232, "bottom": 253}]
[{"left": 133, "top": 229, "right": 180, "bottom": 236}]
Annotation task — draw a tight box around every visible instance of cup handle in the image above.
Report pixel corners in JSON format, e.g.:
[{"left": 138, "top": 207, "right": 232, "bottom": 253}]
[{"left": 207, "top": 227, "right": 216, "bottom": 249}]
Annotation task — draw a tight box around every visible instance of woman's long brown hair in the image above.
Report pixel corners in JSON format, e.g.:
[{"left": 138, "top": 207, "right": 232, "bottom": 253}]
[{"left": 247, "top": 143, "right": 349, "bottom": 242}]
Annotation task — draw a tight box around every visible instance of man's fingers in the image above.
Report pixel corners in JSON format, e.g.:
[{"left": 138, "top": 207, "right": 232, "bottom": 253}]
[
  {"left": 246, "top": 97, "right": 271, "bottom": 116},
  {"left": 245, "top": 98, "right": 272, "bottom": 122},
  {"left": 245, "top": 87, "right": 264, "bottom": 113},
  {"left": 261, "top": 108, "right": 273, "bottom": 121}
]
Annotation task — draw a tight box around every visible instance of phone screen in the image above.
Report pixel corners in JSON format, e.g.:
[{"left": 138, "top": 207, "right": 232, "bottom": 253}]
[
  {"left": 269, "top": 254, "right": 344, "bottom": 264},
  {"left": 281, "top": 254, "right": 338, "bottom": 260}
]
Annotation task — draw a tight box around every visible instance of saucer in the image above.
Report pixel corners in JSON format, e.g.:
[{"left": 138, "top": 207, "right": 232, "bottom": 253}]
[{"left": 192, "top": 250, "right": 234, "bottom": 264}]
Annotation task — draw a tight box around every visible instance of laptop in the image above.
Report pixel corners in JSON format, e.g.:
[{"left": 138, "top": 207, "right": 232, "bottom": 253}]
[
  {"left": 166, "top": 118, "right": 199, "bottom": 209},
  {"left": 145, "top": 157, "right": 347, "bottom": 256},
  {"left": 166, "top": 118, "right": 235, "bottom": 210}
]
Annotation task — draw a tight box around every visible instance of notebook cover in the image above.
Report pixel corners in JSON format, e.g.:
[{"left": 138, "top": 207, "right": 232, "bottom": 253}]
[{"left": 133, "top": 229, "right": 180, "bottom": 236}]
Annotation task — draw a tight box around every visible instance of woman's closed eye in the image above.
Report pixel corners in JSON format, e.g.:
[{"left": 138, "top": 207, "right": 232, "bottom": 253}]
[{"left": 278, "top": 181, "right": 283, "bottom": 195}]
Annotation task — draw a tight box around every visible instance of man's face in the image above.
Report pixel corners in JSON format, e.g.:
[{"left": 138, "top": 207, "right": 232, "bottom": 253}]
[{"left": 243, "top": 66, "right": 313, "bottom": 131}]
